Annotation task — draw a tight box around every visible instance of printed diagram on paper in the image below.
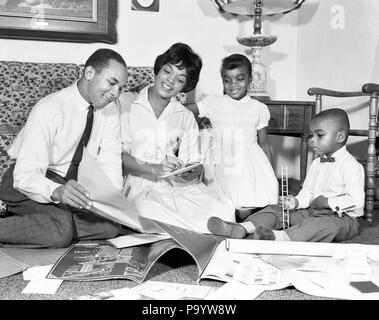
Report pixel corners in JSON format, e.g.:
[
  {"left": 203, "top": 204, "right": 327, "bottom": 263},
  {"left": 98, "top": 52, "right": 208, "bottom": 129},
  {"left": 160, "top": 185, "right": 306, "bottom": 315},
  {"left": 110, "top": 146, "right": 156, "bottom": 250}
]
[{"left": 224, "top": 254, "right": 282, "bottom": 286}]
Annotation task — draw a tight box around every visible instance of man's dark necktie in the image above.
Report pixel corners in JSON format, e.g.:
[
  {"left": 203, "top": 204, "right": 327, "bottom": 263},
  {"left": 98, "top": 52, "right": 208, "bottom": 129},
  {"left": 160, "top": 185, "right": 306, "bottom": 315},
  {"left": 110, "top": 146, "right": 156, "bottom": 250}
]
[
  {"left": 319, "top": 155, "right": 335, "bottom": 163},
  {"left": 66, "top": 105, "right": 94, "bottom": 181}
]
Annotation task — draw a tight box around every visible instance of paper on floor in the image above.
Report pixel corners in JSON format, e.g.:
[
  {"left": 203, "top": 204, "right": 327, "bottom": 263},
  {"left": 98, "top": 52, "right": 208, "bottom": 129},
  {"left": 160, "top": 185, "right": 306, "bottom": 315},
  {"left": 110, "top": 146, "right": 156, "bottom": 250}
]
[
  {"left": 23, "top": 264, "right": 54, "bottom": 281},
  {"left": 22, "top": 264, "right": 62, "bottom": 295},
  {"left": 22, "top": 278, "right": 63, "bottom": 295},
  {"left": 205, "top": 281, "right": 265, "bottom": 300},
  {"left": 132, "top": 280, "right": 216, "bottom": 300},
  {"left": 73, "top": 287, "right": 141, "bottom": 300}
]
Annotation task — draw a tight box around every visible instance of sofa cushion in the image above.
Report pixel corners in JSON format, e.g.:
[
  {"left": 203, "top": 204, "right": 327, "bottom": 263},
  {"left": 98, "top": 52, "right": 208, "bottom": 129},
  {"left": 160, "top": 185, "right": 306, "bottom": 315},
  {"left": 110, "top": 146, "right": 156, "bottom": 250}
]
[{"left": 0, "top": 61, "right": 81, "bottom": 129}]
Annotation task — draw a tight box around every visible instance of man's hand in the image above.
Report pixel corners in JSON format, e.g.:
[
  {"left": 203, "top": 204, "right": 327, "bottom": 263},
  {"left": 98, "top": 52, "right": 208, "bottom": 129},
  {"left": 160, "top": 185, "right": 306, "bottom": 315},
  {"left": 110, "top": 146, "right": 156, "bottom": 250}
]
[
  {"left": 279, "top": 194, "right": 298, "bottom": 210},
  {"left": 51, "top": 180, "right": 92, "bottom": 210},
  {"left": 310, "top": 195, "right": 329, "bottom": 210}
]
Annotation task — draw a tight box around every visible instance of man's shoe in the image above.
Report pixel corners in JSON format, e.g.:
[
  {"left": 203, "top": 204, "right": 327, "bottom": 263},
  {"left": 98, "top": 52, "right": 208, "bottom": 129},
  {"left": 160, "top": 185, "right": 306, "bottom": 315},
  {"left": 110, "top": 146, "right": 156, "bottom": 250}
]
[
  {"left": 207, "top": 216, "right": 247, "bottom": 238},
  {"left": 248, "top": 226, "right": 275, "bottom": 240}
]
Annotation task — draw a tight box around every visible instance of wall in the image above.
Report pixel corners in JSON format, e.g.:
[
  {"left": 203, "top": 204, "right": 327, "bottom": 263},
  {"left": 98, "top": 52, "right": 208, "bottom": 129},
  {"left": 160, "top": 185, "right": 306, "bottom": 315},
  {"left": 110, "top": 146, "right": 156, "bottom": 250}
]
[
  {"left": 0, "top": 0, "right": 298, "bottom": 97},
  {"left": 296, "top": 0, "right": 379, "bottom": 164}
]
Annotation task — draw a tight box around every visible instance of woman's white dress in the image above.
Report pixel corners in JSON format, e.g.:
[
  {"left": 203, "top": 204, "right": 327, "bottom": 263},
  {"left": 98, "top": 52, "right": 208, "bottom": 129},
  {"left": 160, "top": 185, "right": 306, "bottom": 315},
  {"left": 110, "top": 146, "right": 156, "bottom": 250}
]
[
  {"left": 197, "top": 94, "right": 278, "bottom": 209},
  {"left": 119, "top": 87, "right": 235, "bottom": 234}
]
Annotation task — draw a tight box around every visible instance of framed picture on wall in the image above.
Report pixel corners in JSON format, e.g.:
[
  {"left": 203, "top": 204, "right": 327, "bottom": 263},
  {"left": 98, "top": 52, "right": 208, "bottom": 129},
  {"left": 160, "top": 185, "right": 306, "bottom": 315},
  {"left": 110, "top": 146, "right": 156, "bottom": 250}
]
[{"left": 0, "top": 0, "right": 118, "bottom": 44}]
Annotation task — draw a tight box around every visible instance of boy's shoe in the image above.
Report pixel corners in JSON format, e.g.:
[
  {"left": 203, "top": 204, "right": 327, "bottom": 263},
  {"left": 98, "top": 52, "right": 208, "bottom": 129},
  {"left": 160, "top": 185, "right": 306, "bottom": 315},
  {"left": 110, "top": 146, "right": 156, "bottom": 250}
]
[
  {"left": 207, "top": 216, "right": 247, "bottom": 239},
  {"left": 247, "top": 226, "right": 275, "bottom": 240}
]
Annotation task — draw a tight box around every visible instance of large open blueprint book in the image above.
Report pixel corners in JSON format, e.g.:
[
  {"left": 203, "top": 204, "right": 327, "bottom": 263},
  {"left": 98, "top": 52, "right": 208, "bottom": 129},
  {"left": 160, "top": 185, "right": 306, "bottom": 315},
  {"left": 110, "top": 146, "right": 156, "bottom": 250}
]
[
  {"left": 46, "top": 219, "right": 225, "bottom": 283},
  {"left": 46, "top": 238, "right": 181, "bottom": 283},
  {"left": 47, "top": 219, "right": 379, "bottom": 299}
]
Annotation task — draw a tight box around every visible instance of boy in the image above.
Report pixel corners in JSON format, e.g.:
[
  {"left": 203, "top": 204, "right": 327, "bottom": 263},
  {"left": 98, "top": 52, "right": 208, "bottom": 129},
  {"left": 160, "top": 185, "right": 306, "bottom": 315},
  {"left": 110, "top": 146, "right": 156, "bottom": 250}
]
[{"left": 208, "top": 108, "right": 365, "bottom": 242}]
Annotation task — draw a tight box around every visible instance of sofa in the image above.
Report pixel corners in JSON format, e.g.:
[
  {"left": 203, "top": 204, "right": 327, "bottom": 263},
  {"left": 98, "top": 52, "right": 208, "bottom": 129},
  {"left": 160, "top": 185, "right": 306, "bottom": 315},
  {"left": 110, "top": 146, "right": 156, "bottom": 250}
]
[{"left": 0, "top": 60, "right": 157, "bottom": 212}]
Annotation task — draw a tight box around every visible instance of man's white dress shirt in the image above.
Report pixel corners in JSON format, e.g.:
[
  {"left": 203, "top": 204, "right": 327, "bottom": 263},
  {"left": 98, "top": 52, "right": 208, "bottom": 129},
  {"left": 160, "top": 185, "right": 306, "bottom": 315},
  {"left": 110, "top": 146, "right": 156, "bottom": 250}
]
[{"left": 8, "top": 82, "right": 122, "bottom": 203}]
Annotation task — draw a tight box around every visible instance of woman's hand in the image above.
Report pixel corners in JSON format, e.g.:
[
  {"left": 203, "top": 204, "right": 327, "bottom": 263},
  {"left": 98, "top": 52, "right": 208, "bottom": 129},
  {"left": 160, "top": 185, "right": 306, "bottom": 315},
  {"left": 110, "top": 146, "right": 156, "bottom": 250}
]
[
  {"left": 177, "top": 163, "right": 203, "bottom": 182},
  {"left": 152, "top": 156, "right": 183, "bottom": 177}
]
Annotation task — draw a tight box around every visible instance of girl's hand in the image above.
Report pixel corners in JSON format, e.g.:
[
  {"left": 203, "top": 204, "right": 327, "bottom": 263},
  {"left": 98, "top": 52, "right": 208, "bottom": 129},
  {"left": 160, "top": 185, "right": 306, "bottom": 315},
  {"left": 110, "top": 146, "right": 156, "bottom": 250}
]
[
  {"left": 279, "top": 195, "right": 298, "bottom": 210},
  {"left": 195, "top": 116, "right": 212, "bottom": 129}
]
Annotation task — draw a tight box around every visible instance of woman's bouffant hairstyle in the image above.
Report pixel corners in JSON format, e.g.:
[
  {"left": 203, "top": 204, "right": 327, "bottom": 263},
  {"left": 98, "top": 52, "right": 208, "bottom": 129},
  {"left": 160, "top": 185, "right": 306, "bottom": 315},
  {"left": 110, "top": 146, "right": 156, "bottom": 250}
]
[
  {"left": 153, "top": 43, "right": 203, "bottom": 93},
  {"left": 221, "top": 53, "right": 252, "bottom": 77}
]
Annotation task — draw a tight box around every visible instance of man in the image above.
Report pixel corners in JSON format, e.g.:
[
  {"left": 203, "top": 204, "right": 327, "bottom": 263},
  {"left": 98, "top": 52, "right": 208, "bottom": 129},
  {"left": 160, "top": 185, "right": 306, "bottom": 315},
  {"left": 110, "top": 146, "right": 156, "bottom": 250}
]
[{"left": 0, "top": 48, "right": 128, "bottom": 248}]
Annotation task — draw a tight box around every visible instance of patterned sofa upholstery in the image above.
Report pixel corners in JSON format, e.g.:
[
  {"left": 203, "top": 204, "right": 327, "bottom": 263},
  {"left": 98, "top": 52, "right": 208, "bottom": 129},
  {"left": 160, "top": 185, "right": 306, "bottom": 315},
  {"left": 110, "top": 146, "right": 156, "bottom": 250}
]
[{"left": 0, "top": 60, "right": 156, "bottom": 212}]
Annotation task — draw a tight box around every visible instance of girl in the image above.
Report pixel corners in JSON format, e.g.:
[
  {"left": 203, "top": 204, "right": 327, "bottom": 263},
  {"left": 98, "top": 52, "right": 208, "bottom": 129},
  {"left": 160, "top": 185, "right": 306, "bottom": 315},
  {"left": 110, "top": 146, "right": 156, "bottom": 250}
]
[
  {"left": 186, "top": 54, "right": 278, "bottom": 218},
  {"left": 119, "top": 43, "right": 235, "bottom": 234}
]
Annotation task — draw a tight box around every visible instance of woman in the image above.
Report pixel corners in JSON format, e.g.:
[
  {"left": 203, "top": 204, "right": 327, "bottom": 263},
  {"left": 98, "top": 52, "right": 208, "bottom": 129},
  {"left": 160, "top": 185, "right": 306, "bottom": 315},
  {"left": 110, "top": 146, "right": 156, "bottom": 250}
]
[{"left": 119, "top": 43, "right": 235, "bottom": 233}]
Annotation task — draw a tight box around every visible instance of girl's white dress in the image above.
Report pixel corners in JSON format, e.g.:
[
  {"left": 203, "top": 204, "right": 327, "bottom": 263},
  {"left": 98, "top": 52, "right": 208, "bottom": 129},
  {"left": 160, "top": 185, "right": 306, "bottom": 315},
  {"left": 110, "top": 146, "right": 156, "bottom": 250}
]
[
  {"left": 197, "top": 94, "right": 278, "bottom": 209},
  {"left": 118, "top": 87, "right": 235, "bottom": 234}
]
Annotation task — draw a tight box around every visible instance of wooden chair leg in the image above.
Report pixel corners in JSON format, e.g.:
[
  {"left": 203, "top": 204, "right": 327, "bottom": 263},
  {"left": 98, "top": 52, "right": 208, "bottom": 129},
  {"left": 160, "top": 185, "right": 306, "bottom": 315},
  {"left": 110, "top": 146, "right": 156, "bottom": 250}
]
[{"left": 362, "top": 83, "right": 379, "bottom": 223}]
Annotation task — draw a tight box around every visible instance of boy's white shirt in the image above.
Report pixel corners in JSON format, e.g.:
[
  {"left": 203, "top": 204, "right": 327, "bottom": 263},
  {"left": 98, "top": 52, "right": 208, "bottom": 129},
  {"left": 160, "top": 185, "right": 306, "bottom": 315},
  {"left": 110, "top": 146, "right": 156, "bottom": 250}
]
[{"left": 295, "top": 146, "right": 365, "bottom": 217}]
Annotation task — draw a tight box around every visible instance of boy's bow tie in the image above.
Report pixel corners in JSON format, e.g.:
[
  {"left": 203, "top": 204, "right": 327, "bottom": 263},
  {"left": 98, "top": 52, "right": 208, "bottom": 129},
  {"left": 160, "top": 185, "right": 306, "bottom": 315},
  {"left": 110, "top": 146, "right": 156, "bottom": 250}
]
[{"left": 319, "top": 155, "right": 335, "bottom": 163}]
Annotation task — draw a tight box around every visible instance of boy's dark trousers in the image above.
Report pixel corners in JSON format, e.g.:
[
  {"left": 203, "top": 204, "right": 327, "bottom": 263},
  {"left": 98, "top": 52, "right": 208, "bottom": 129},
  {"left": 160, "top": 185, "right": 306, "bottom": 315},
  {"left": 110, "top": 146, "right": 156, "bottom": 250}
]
[
  {"left": 0, "top": 164, "right": 121, "bottom": 248},
  {"left": 245, "top": 205, "right": 360, "bottom": 242}
]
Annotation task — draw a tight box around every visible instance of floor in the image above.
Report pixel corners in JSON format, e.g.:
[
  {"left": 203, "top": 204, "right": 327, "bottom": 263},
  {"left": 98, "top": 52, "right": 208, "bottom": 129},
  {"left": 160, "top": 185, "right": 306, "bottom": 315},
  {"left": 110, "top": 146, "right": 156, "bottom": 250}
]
[
  {"left": 1, "top": 213, "right": 378, "bottom": 301},
  {"left": 0, "top": 248, "right": 335, "bottom": 301}
]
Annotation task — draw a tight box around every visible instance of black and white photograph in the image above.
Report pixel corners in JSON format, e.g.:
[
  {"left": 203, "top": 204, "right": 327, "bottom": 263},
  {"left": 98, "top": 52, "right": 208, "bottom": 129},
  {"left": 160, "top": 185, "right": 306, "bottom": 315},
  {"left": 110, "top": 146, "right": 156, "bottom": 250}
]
[{"left": 0, "top": 0, "right": 379, "bottom": 311}]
